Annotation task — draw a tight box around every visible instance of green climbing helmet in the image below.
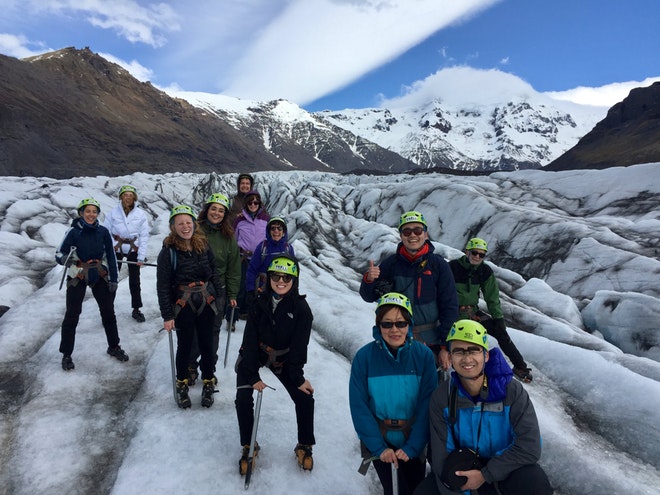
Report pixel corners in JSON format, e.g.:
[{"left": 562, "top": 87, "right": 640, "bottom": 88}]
[
  {"left": 447, "top": 319, "right": 489, "bottom": 350},
  {"left": 398, "top": 211, "right": 427, "bottom": 230},
  {"left": 465, "top": 238, "right": 488, "bottom": 252},
  {"left": 268, "top": 216, "right": 287, "bottom": 231},
  {"left": 77, "top": 198, "right": 101, "bottom": 213},
  {"left": 118, "top": 185, "right": 138, "bottom": 199},
  {"left": 169, "top": 204, "right": 197, "bottom": 221},
  {"left": 205, "top": 193, "right": 230, "bottom": 210},
  {"left": 376, "top": 292, "right": 413, "bottom": 318},
  {"left": 267, "top": 256, "right": 298, "bottom": 277}
]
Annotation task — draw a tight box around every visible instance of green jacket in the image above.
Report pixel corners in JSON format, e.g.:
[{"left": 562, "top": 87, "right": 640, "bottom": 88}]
[
  {"left": 448, "top": 255, "right": 503, "bottom": 319},
  {"left": 200, "top": 221, "right": 241, "bottom": 299}
]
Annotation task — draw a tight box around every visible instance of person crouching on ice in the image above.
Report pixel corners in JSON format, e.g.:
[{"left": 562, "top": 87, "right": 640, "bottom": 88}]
[
  {"left": 413, "top": 320, "right": 553, "bottom": 495},
  {"left": 156, "top": 205, "right": 224, "bottom": 409},
  {"left": 349, "top": 292, "right": 437, "bottom": 495},
  {"left": 234, "top": 255, "right": 315, "bottom": 474}
]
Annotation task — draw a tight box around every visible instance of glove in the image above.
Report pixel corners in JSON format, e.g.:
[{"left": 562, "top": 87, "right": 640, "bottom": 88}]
[
  {"left": 108, "top": 282, "right": 118, "bottom": 293},
  {"left": 492, "top": 318, "right": 506, "bottom": 333}
]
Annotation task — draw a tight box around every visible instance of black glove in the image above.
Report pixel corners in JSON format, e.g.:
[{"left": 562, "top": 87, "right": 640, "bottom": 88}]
[
  {"left": 493, "top": 318, "right": 506, "bottom": 333},
  {"left": 108, "top": 282, "right": 118, "bottom": 293}
]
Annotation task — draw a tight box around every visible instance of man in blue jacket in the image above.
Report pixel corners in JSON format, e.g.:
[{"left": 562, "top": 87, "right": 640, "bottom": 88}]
[
  {"left": 413, "top": 320, "right": 553, "bottom": 495},
  {"left": 360, "top": 211, "right": 458, "bottom": 370}
]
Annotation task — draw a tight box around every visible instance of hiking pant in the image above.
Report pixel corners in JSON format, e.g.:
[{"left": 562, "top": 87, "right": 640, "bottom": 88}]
[
  {"left": 174, "top": 304, "right": 215, "bottom": 381},
  {"left": 59, "top": 278, "right": 119, "bottom": 355},
  {"left": 234, "top": 258, "right": 249, "bottom": 319},
  {"left": 481, "top": 318, "right": 527, "bottom": 370},
  {"left": 235, "top": 362, "right": 315, "bottom": 447},
  {"left": 117, "top": 251, "right": 142, "bottom": 309},
  {"left": 412, "top": 464, "right": 553, "bottom": 495},
  {"left": 373, "top": 456, "right": 426, "bottom": 495},
  {"left": 188, "top": 307, "right": 224, "bottom": 370}
]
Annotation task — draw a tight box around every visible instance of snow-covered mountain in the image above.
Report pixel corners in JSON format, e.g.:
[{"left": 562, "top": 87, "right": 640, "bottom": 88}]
[
  {"left": 0, "top": 164, "right": 659, "bottom": 494},
  {"left": 170, "top": 68, "right": 609, "bottom": 172}
]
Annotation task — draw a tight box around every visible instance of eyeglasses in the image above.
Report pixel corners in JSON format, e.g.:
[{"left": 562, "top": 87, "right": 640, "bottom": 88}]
[
  {"left": 270, "top": 225, "right": 284, "bottom": 231},
  {"left": 469, "top": 250, "right": 486, "bottom": 259},
  {"left": 450, "top": 346, "right": 484, "bottom": 357},
  {"left": 247, "top": 201, "right": 260, "bottom": 206},
  {"left": 379, "top": 321, "right": 409, "bottom": 329},
  {"left": 269, "top": 273, "right": 293, "bottom": 283},
  {"left": 401, "top": 226, "right": 425, "bottom": 237}
]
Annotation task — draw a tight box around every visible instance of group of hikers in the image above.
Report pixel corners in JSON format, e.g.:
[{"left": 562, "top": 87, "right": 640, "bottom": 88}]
[{"left": 54, "top": 173, "right": 553, "bottom": 494}]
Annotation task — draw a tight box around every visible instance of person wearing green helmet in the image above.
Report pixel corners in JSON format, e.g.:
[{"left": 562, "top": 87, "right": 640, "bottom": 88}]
[
  {"left": 55, "top": 198, "right": 127, "bottom": 371},
  {"left": 105, "top": 185, "right": 150, "bottom": 323},
  {"left": 449, "top": 238, "right": 532, "bottom": 383},
  {"left": 234, "top": 254, "right": 315, "bottom": 473},
  {"left": 156, "top": 205, "right": 225, "bottom": 409},
  {"left": 187, "top": 193, "right": 241, "bottom": 384},
  {"left": 415, "top": 320, "right": 552, "bottom": 495},
  {"left": 360, "top": 210, "right": 458, "bottom": 371},
  {"left": 349, "top": 292, "right": 437, "bottom": 495}
]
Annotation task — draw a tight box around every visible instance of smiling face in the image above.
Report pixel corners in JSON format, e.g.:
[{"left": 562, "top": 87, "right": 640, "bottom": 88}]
[
  {"left": 207, "top": 203, "right": 226, "bottom": 225},
  {"left": 449, "top": 339, "right": 489, "bottom": 380},
  {"left": 246, "top": 196, "right": 260, "bottom": 213},
  {"left": 81, "top": 205, "right": 99, "bottom": 224},
  {"left": 269, "top": 222, "right": 284, "bottom": 241},
  {"left": 120, "top": 191, "right": 136, "bottom": 211},
  {"left": 378, "top": 306, "right": 410, "bottom": 349},
  {"left": 399, "top": 222, "right": 428, "bottom": 254},
  {"left": 466, "top": 249, "right": 486, "bottom": 266},
  {"left": 238, "top": 178, "right": 252, "bottom": 194},
  {"left": 269, "top": 271, "right": 293, "bottom": 296},
  {"left": 172, "top": 214, "right": 195, "bottom": 242}
]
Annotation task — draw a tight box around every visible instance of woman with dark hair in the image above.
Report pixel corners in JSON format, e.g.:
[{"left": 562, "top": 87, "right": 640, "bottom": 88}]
[
  {"left": 350, "top": 292, "right": 437, "bottom": 495},
  {"left": 156, "top": 205, "right": 224, "bottom": 409},
  {"left": 234, "top": 254, "right": 315, "bottom": 474},
  {"left": 187, "top": 193, "right": 241, "bottom": 382}
]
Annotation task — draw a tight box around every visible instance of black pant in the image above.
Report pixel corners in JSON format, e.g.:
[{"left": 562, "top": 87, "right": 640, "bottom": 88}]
[
  {"left": 481, "top": 318, "right": 527, "bottom": 370},
  {"left": 373, "top": 456, "right": 426, "bottom": 495},
  {"left": 59, "top": 278, "right": 119, "bottom": 355},
  {"left": 117, "top": 251, "right": 143, "bottom": 309},
  {"left": 412, "top": 464, "right": 553, "bottom": 495},
  {"left": 189, "top": 309, "right": 224, "bottom": 370},
  {"left": 235, "top": 362, "right": 315, "bottom": 447},
  {"left": 235, "top": 258, "right": 249, "bottom": 318},
  {"left": 174, "top": 304, "right": 215, "bottom": 381}
]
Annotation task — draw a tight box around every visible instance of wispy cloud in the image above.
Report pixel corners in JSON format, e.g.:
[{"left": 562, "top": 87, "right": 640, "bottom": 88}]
[
  {"left": 0, "top": 33, "right": 50, "bottom": 58},
  {"left": 545, "top": 77, "right": 660, "bottom": 107}
]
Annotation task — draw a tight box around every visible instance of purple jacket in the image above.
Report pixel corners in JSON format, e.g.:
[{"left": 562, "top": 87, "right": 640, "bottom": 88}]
[{"left": 233, "top": 209, "right": 269, "bottom": 258}]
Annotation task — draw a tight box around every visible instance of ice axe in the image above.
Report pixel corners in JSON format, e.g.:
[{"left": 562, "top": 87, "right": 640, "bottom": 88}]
[
  {"left": 223, "top": 306, "right": 236, "bottom": 368},
  {"left": 391, "top": 462, "right": 398, "bottom": 494},
  {"left": 239, "top": 384, "right": 275, "bottom": 490},
  {"left": 159, "top": 327, "right": 178, "bottom": 405},
  {"left": 58, "top": 246, "right": 77, "bottom": 290},
  {"left": 121, "top": 260, "right": 158, "bottom": 267}
]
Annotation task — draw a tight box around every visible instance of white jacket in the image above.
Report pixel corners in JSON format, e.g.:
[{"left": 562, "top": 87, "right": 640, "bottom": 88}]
[{"left": 104, "top": 204, "right": 150, "bottom": 262}]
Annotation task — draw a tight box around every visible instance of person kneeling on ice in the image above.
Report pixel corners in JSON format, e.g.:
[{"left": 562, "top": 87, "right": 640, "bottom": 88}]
[
  {"left": 413, "top": 320, "right": 553, "bottom": 495},
  {"left": 349, "top": 292, "right": 437, "bottom": 495},
  {"left": 156, "top": 205, "right": 224, "bottom": 409},
  {"left": 234, "top": 255, "right": 315, "bottom": 474}
]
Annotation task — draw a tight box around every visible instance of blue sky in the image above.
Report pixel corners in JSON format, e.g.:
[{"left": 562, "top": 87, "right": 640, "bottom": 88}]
[{"left": 1, "top": 0, "right": 659, "bottom": 112}]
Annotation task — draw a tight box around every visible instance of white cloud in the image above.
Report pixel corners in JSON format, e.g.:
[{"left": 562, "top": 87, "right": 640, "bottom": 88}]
[
  {"left": 99, "top": 52, "right": 154, "bottom": 82},
  {"left": 0, "top": 33, "right": 50, "bottom": 58},
  {"left": 545, "top": 77, "right": 660, "bottom": 107},
  {"left": 220, "top": 0, "right": 501, "bottom": 104}
]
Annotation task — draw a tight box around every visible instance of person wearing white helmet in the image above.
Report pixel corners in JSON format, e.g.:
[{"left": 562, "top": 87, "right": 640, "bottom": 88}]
[
  {"left": 413, "top": 320, "right": 552, "bottom": 495},
  {"left": 105, "top": 185, "right": 150, "bottom": 323},
  {"left": 55, "top": 198, "right": 127, "bottom": 371}
]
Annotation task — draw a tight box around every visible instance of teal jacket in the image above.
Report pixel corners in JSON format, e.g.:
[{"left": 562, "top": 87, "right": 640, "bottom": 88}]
[{"left": 449, "top": 255, "right": 503, "bottom": 319}]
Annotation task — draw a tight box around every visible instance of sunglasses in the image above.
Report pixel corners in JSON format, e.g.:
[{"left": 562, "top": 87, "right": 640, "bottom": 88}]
[
  {"left": 247, "top": 200, "right": 260, "bottom": 206},
  {"left": 450, "top": 346, "right": 484, "bottom": 357},
  {"left": 269, "top": 273, "right": 293, "bottom": 283},
  {"left": 270, "top": 225, "right": 284, "bottom": 231},
  {"left": 379, "top": 321, "right": 409, "bottom": 329},
  {"left": 470, "top": 250, "right": 486, "bottom": 259},
  {"left": 401, "top": 226, "right": 425, "bottom": 237}
]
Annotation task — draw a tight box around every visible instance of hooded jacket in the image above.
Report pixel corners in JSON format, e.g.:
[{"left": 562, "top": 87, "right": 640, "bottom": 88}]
[
  {"left": 349, "top": 323, "right": 437, "bottom": 459},
  {"left": 449, "top": 255, "right": 503, "bottom": 319},
  {"left": 428, "top": 348, "right": 543, "bottom": 488},
  {"left": 245, "top": 226, "right": 295, "bottom": 292},
  {"left": 232, "top": 191, "right": 269, "bottom": 258},
  {"left": 199, "top": 220, "right": 241, "bottom": 300}
]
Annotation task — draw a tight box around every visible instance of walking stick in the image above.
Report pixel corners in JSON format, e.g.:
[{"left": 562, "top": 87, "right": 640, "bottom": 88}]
[
  {"left": 58, "top": 246, "right": 77, "bottom": 290},
  {"left": 391, "top": 462, "right": 398, "bottom": 495},
  {"left": 223, "top": 306, "right": 236, "bottom": 368},
  {"left": 121, "top": 260, "right": 158, "bottom": 267},
  {"left": 244, "top": 389, "right": 263, "bottom": 490},
  {"left": 160, "top": 327, "right": 178, "bottom": 404}
]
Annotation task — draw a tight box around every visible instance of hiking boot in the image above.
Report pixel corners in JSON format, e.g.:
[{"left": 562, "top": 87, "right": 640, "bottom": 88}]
[
  {"left": 187, "top": 365, "right": 199, "bottom": 386},
  {"left": 176, "top": 379, "right": 192, "bottom": 409},
  {"left": 294, "top": 443, "right": 313, "bottom": 471},
  {"left": 513, "top": 367, "right": 533, "bottom": 383},
  {"left": 231, "top": 322, "right": 236, "bottom": 332},
  {"left": 132, "top": 308, "right": 145, "bottom": 323},
  {"left": 201, "top": 376, "right": 218, "bottom": 408},
  {"left": 239, "top": 442, "right": 260, "bottom": 476},
  {"left": 107, "top": 346, "right": 129, "bottom": 362},
  {"left": 61, "top": 354, "right": 75, "bottom": 371}
]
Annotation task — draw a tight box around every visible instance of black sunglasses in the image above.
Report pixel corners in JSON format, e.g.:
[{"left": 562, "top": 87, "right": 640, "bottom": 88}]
[
  {"left": 270, "top": 224, "right": 284, "bottom": 231},
  {"left": 269, "top": 273, "right": 293, "bottom": 283},
  {"left": 380, "top": 321, "right": 409, "bottom": 329},
  {"left": 470, "top": 250, "right": 486, "bottom": 258},
  {"left": 247, "top": 200, "right": 260, "bottom": 206},
  {"left": 401, "top": 226, "right": 425, "bottom": 237}
]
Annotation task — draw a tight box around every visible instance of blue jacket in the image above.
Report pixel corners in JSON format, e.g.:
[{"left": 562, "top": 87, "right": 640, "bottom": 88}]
[
  {"left": 349, "top": 323, "right": 437, "bottom": 459},
  {"left": 55, "top": 217, "right": 118, "bottom": 284},
  {"left": 245, "top": 229, "right": 294, "bottom": 292},
  {"left": 428, "top": 348, "right": 543, "bottom": 487},
  {"left": 360, "top": 241, "right": 458, "bottom": 345}
]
